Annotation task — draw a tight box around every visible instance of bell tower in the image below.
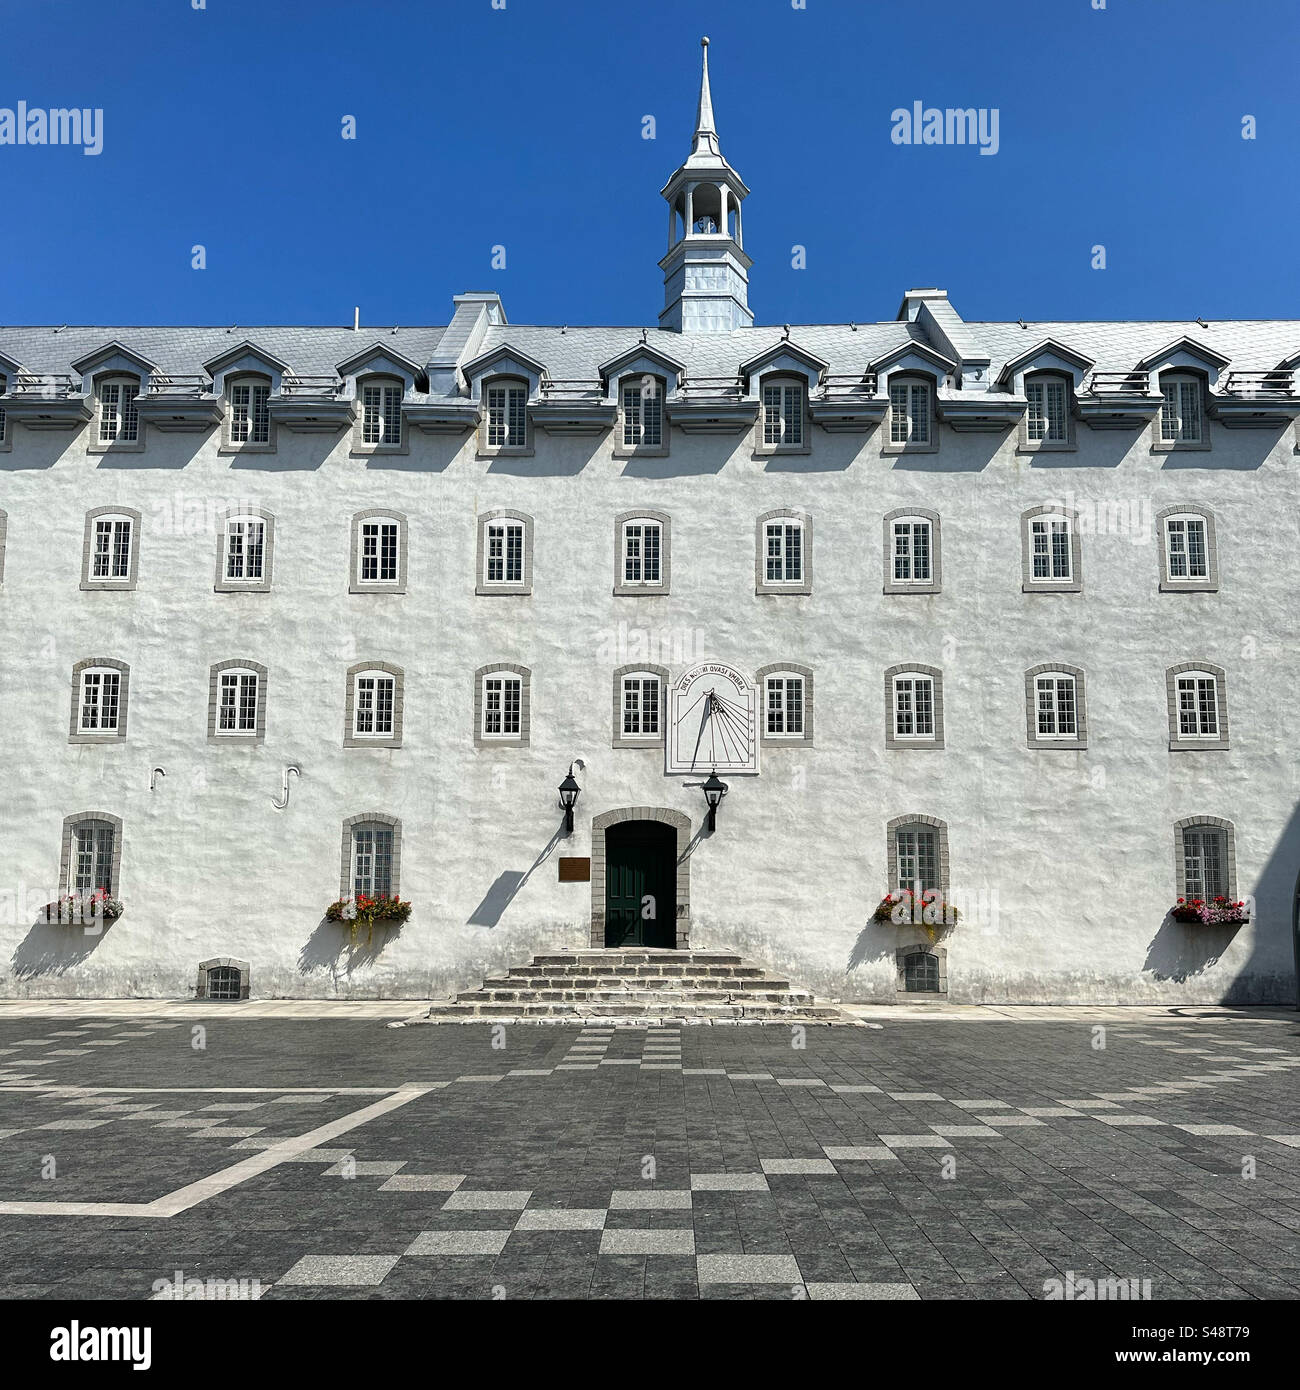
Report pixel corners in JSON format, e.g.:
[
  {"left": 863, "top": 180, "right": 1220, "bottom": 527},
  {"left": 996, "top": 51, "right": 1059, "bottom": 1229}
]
[{"left": 659, "top": 38, "right": 754, "bottom": 334}]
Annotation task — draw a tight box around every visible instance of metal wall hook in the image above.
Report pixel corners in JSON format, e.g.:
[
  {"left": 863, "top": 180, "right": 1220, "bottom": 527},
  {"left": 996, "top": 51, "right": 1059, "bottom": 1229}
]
[
  {"left": 272, "top": 764, "right": 302, "bottom": 810},
  {"left": 149, "top": 766, "right": 166, "bottom": 792}
]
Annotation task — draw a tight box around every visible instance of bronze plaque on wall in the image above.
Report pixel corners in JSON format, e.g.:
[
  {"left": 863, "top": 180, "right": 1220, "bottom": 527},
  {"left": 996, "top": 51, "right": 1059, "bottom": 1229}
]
[{"left": 558, "top": 857, "right": 591, "bottom": 882}]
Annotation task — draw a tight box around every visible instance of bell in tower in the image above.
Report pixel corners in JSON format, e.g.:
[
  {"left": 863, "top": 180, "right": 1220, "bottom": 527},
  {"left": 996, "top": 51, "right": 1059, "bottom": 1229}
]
[{"left": 658, "top": 38, "right": 754, "bottom": 334}]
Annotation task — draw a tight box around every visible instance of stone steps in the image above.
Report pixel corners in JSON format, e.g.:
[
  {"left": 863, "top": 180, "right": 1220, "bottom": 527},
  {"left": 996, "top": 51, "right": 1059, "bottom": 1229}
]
[{"left": 419, "top": 948, "right": 845, "bottom": 1023}]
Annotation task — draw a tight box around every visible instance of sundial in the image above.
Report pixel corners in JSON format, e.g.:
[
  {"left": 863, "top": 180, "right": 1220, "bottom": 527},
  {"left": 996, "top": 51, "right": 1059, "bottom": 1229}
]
[{"left": 666, "top": 661, "right": 759, "bottom": 775}]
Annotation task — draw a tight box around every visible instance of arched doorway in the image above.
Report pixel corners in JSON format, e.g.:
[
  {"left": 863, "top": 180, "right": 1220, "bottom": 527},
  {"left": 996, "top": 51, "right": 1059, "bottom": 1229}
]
[{"left": 591, "top": 808, "right": 691, "bottom": 949}]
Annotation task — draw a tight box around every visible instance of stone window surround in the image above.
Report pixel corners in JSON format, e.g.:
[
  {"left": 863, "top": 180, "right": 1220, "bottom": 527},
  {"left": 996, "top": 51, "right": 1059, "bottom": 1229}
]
[
  {"left": 478, "top": 374, "right": 533, "bottom": 457},
  {"left": 220, "top": 372, "right": 275, "bottom": 454},
  {"left": 476, "top": 509, "right": 534, "bottom": 596},
  {"left": 0, "top": 508, "right": 7, "bottom": 577},
  {"left": 1157, "top": 503, "right": 1220, "bottom": 593},
  {"left": 80, "top": 506, "right": 142, "bottom": 592},
  {"left": 613, "top": 510, "right": 671, "bottom": 596},
  {"left": 886, "top": 813, "right": 951, "bottom": 898},
  {"left": 214, "top": 506, "right": 275, "bottom": 594},
  {"left": 755, "top": 508, "right": 813, "bottom": 596},
  {"left": 882, "top": 507, "right": 942, "bottom": 595},
  {"left": 59, "top": 810, "right": 124, "bottom": 897},
  {"left": 196, "top": 957, "right": 251, "bottom": 1000},
  {"left": 352, "top": 373, "right": 409, "bottom": 456},
  {"left": 474, "top": 662, "right": 532, "bottom": 747},
  {"left": 755, "top": 373, "right": 811, "bottom": 456},
  {"left": 895, "top": 943, "right": 949, "bottom": 999},
  {"left": 89, "top": 372, "right": 145, "bottom": 453},
  {"left": 349, "top": 509, "right": 408, "bottom": 595},
  {"left": 1017, "top": 370, "right": 1077, "bottom": 453},
  {"left": 339, "top": 811, "right": 403, "bottom": 899},
  {"left": 755, "top": 661, "right": 814, "bottom": 745},
  {"left": 884, "top": 663, "right": 946, "bottom": 750},
  {"left": 612, "top": 662, "right": 669, "bottom": 749},
  {"left": 69, "top": 657, "right": 130, "bottom": 744},
  {"left": 613, "top": 374, "right": 670, "bottom": 458},
  {"left": 1173, "top": 815, "right": 1238, "bottom": 903},
  {"left": 589, "top": 807, "right": 692, "bottom": 949},
  {"left": 1020, "top": 504, "right": 1082, "bottom": 594},
  {"left": 1024, "top": 662, "right": 1088, "bottom": 750},
  {"left": 881, "top": 372, "right": 939, "bottom": 455},
  {"left": 1153, "top": 369, "right": 1212, "bottom": 452},
  {"left": 344, "top": 661, "right": 405, "bottom": 749},
  {"left": 1166, "top": 661, "right": 1229, "bottom": 751},
  {"left": 207, "top": 659, "right": 268, "bottom": 743}
]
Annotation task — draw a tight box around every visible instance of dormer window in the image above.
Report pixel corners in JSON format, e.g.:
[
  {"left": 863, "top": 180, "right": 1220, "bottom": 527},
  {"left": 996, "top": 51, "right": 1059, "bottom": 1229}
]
[
  {"left": 1024, "top": 373, "right": 1071, "bottom": 447},
  {"left": 359, "top": 377, "right": 404, "bottom": 449},
  {"left": 483, "top": 378, "right": 529, "bottom": 451},
  {"left": 761, "top": 378, "right": 805, "bottom": 449},
  {"left": 227, "top": 376, "right": 271, "bottom": 448},
  {"left": 887, "top": 378, "right": 932, "bottom": 448},
  {"left": 1159, "top": 374, "right": 1205, "bottom": 446},
  {"left": 621, "top": 380, "right": 665, "bottom": 450},
  {"left": 97, "top": 376, "right": 141, "bottom": 445}
]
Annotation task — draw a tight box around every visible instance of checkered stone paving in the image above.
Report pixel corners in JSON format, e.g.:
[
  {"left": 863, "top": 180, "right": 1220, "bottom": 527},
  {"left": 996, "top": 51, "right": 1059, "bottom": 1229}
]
[{"left": 0, "top": 1012, "right": 1296, "bottom": 1300}]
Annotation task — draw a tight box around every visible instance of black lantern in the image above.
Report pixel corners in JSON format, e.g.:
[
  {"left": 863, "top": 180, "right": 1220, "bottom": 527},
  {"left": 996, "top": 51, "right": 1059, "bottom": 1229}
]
[
  {"left": 558, "top": 764, "right": 581, "bottom": 835},
  {"left": 702, "top": 768, "right": 728, "bottom": 832}
]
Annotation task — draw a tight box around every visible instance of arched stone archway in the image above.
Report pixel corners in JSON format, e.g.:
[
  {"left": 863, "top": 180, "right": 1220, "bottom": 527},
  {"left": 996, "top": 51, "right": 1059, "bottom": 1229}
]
[{"left": 591, "top": 807, "right": 692, "bottom": 949}]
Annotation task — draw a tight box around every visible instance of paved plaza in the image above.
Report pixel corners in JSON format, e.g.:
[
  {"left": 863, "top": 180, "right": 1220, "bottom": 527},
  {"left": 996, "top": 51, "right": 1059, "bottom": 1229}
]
[{"left": 0, "top": 1009, "right": 1297, "bottom": 1301}]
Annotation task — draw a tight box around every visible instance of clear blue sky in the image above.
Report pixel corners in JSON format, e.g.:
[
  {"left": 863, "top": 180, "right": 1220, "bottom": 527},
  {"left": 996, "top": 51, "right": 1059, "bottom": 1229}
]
[{"left": 3, "top": 0, "right": 1298, "bottom": 328}]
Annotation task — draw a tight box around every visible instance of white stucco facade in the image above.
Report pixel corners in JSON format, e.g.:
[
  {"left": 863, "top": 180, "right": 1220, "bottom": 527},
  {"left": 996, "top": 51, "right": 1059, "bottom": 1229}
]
[{"left": 1, "top": 44, "right": 1297, "bottom": 1006}]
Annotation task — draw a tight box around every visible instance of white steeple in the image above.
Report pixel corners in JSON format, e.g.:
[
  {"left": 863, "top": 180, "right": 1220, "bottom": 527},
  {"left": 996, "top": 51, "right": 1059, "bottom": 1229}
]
[{"left": 658, "top": 38, "right": 753, "bottom": 333}]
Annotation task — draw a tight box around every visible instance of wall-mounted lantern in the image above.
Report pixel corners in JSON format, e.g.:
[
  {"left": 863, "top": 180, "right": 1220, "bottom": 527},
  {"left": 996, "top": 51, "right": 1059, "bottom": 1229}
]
[
  {"left": 558, "top": 764, "right": 582, "bottom": 835},
  {"left": 702, "top": 768, "right": 728, "bottom": 832}
]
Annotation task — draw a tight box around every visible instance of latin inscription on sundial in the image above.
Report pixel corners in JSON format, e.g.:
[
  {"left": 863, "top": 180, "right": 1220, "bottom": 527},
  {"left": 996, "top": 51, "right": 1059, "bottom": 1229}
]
[{"left": 666, "top": 661, "right": 759, "bottom": 776}]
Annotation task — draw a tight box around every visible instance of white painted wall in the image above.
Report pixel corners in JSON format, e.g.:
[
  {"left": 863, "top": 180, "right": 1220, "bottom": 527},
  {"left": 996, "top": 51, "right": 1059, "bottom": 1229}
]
[{"left": 1, "top": 408, "right": 1296, "bottom": 1003}]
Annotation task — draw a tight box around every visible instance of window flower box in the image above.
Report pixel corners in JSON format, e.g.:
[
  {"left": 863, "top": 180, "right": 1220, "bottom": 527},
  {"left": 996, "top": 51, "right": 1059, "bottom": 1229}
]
[
  {"left": 42, "top": 890, "right": 124, "bottom": 926},
  {"left": 1170, "top": 896, "right": 1249, "bottom": 926},
  {"left": 873, "top": 889, "right": 959, "bottom": 941},
  {"left": 325, "top": 894, "right": 412, "bottom": 944}
]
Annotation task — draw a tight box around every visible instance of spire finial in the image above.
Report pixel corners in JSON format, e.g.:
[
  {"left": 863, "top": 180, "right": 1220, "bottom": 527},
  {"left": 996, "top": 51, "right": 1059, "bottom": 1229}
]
[{"left": 693, "top": 36, "right": 719, "bottom": 154}]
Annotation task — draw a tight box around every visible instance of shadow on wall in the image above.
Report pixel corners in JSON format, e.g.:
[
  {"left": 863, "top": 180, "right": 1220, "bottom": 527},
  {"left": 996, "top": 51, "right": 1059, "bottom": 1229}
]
[
  {"left": 1218, "top": 796, "right": 1300, "bottom": 1006},
  {"left": 297, "top": 915, "right": 406, "bottom": 983},
  {"left": 1142, "top": 917, "right": 1240, "bottom": 984},
  {"left": 846, "top": 920, "right": 916, "bottom": 976},
  {"left": 10, "top": 917, "right": 111, "bottom": 979},
  {"left": 467, "top": 824, "right": 567, "bottom": 928}
]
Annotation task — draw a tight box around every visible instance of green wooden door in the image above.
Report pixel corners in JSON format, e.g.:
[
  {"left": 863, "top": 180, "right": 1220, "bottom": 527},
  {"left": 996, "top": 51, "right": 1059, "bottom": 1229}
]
[{"left": 604, "top": 822, "right": 676, "bottom": 948}]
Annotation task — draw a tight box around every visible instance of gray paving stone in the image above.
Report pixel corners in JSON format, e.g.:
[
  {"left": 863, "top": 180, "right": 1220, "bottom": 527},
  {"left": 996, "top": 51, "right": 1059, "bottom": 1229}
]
[
  {"left": 697, "top": 1254, "right": 801, "bottom": 1284},
  {"left": 609, "top": 1190, "right": 692, "bottom": 1210},
  {"left": 405, "top": 1231, "right": 510, "bottom": 1256},
  {"left": 600, "top": 1230, "right": 694, "bottom": 1255},
  {"left": 516, "top": 1209, "right": 607, "bottom": 1230},
  {"left": 277, "top": 1255, "right": 400, "bottom": 1286},
  {"left": 379, "top": 1174, "right": 465, "bottom": 1191},
  {"left": 804, "top": 1282, "right": 919, "bottom": 1300}
]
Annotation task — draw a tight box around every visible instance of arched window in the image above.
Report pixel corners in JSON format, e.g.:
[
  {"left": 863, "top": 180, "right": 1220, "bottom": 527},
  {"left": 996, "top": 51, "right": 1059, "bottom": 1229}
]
[
  {"left": 1158, "top": 372, "right": 1207, "bottom": 447},
  {"left": 70, "top": 658, "right": 130, "bottom": 742},
  {"left": 902, "top": 951, "right": 941, "bottom": 993},
  {"left": 345, "top": 662, "right": 404, "bottom": 748},
  {"left": 60, "top": 812, "right": 123, "bottom": 897},
  {"left": 756, "top": 663, "right": 814, "bottom": 744},
  {"left": 207, "top": 660, "right": 268, "bottom": 742},
  {"left": 1022, "top": 371, "right": 1073, "bottom": 448},
  {"left": 1020, "top": 506, "right": 1081, "bottom": 593},
  {"left": 225, "top": 374, "right": 272, "bottom": 448},
  {"left": 887, "top": 815, "right": 950, "bottom": 898},
  {"left": 885, "top": 665, "right": 945, "bottom": 749},
  {"left": 216, "top": 508, "right": 274, "bottom": 592},
  {"left": 1174, "top": 817, "right": 1237, "bottom": 902},
  {"left": 350, "top": 510, "right": 408, "bottom": 594},
  {"left": 481, "top": 376, "right": 530, "bottom": 452},
  {"left": 1158, "top": 505, "right": 1219, "bottom": 592},
  {"left": 883, "top": 509, "right": 941, "bottom": 594},
  {"left": 476, "top": 510, "right": 533, "bottom": 595},
  {"left": 614, "top": 511, "right": 670, "bottom": 595},
  {"left": 474, "top": 663, "right": 532, "bottom": 746},
  {"left": 755, "top": 509, "right": 812, "bottom": 595},
  {"left": 356, "top": 375, "right": 405, "bottom": 450},
  {"left": 1025, "top": 664, "right": 1087, "bottom": 748},
  {"left": 613, "top": 664, "right": 668, "bottom": 748},
  {"left": 95, "top": 374, "right": 142, "bottom": 446},
  {"left": 1166, "top": 663, "right": 1228, "bottom": 750},
  {"left": 81, "top": 507, "right": 141, "bottom": 591},
  {"left": 760, "top": 375, "right": 806, "bottom": 450},
  {"left": 340, "top": 813, "right": 402, "bottom": 899},
  {"left": 198, "top": 958, "right": 250, "bottom": 1001}
]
